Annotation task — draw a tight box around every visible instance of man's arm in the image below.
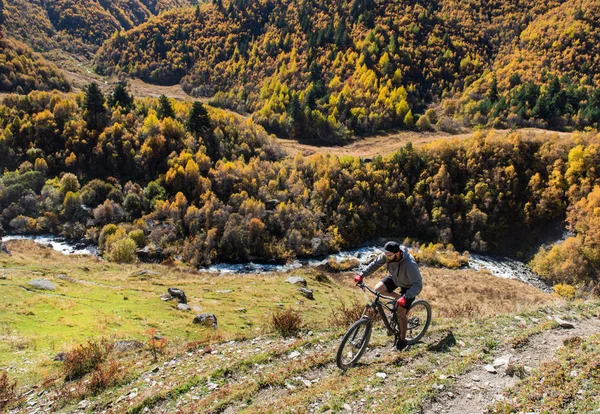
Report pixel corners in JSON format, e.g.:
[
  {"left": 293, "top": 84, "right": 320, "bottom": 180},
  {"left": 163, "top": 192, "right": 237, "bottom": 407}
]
[
  {"left": 359, "top": 253, "right": 387, "bottom": 278},
  {"left": 402, "top": 263, "right": 423, "bottom": 299}
]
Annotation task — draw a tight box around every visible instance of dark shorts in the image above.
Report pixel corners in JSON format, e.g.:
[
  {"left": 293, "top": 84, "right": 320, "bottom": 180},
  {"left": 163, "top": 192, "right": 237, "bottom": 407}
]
[{"left": 381, "top": 275, "right": 415, "bottom": 309}]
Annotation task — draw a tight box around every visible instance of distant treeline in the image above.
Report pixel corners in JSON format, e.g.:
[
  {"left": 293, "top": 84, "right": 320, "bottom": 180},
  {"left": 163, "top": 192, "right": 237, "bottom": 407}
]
[{"left": 1, "top": 87, "right": 599, "bottom": 285}]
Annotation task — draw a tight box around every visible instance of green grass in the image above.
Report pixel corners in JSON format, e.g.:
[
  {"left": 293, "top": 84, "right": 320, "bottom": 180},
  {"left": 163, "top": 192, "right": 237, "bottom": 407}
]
[{"left": 0, "top": 241, "right": 362, "bottom": 385}]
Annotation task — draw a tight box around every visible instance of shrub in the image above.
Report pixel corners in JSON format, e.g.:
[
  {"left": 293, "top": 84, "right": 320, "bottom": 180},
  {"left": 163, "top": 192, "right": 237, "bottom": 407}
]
[
  {"left": 270, "top": 308, "right": 304, "bottom": 337},
  {"left": 87, "top": 360, "right": 123, "bottom": 395},
  {"left": 0, "top": 371, "right": 18, "bottom": 411},
  {"left": 329, "top": 299, "right": 365, "bottom": 328},
  {"left": 145, "top": 328, "right": 167, "bottom": 362},
  {"left": 8, "top": 215, "right": 37, "bottom": 233},
  {"left": 59, "top": 173, "right": 80, "bottom": 195},
  {"left": 530, "top": 237, "right": 591, "bottom": 284},
  {"left": 128, "top": 229, "right": 145, "bottom": 247},
  {"left": 109, "top": 238, "right": 137, "bottom": 263},
  {"left": 554, "top": 283, "right": 576, "bottom": 299},
  {"left": 414, "top": 243, "right": 469, "bottom": 268},
  {"left": 63, "top": 339, "right": 113, "bottom": 381}
]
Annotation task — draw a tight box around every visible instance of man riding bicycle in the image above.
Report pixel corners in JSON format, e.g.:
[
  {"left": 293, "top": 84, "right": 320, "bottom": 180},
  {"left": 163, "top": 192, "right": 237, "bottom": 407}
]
[{"left": 354, "top": 241, "right": 423, "bottom": 351}]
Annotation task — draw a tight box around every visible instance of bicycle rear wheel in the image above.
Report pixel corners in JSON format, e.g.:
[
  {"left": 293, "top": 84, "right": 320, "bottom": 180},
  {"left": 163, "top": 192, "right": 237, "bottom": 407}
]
[
  {"left": 405, "top": 300, "right": 432, "bottom": 345},
  {"left": 336, "top": 317, "right": 372, "bottom": 370}
]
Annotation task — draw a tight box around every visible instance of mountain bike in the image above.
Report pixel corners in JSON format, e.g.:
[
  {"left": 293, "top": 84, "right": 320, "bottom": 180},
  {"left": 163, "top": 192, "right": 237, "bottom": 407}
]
[{"left": 336, "top": 281, "right": 431, "bottom": 370}]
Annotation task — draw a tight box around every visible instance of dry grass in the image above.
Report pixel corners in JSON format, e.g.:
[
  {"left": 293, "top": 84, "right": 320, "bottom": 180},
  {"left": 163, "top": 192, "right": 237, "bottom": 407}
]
[
  {"left": 0, "top": 370, "right": 18, "bottom": 411},
  {"left": 270, "top": 308, "right": 304, "bottom": 337},
  {"left": 328, "top": 298, "right": 366, "bottom": 328},
  {"left": 417, "top": 267, "right": 558, "bottom": 318}
]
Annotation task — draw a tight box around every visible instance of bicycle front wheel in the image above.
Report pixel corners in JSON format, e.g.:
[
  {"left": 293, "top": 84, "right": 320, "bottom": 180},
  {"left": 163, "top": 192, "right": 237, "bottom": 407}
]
[
  {"left": 336, "top": 317, "right": 372, "bottom": 370},
  {"left": 405, "top": 300, "right": 432, "bottom": 345}
]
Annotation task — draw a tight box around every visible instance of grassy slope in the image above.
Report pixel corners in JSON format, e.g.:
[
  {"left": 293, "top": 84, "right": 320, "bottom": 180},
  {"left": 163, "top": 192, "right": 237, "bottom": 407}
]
[{"left": 2, "top": 240, "right": 599, "bottom": 413}]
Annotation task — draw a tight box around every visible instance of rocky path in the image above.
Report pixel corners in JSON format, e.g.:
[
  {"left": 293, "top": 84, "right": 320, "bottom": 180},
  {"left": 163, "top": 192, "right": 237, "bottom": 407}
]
[{"left": 423, "top": 312, "right": 600, "bottom": 414}]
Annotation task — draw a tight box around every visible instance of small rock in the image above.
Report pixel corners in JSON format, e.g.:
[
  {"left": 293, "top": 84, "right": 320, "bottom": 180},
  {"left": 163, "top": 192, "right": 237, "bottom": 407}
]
[
  {"left": 466, "top": 393, "right": 473, "bottom": 399},
  {"left": 570, "top": 370, "right": 578, "bottom": 377},
  {"left": 447, "top": 392, "right": 454, "bottom": 398},
  {"left": 236, "top": 308, "right": 247, "bottom": 313},
  {"left": 132, "top": 270, "right": 160, "bottom": 277},
  {"left": 301, "top": 379, "right": 311, "bottom": 387},
  {"left": 207, "top": 382, "right": 218, "bottom": 391},
  {"left": 376, "top": 372, "right": 387, "bottom": 379},
  {"left": 29, "top": 279, "right": 56, "bottom": 291},
  {"left": 285, "top": 276, "right": 307, "bottom": 287},
  {"left": 168, "top": 288, "right": 187, "bottom": 304},
  {"left": 54, "top": 353, "right": 67, "bottom": 362},
  {"left": 484, "top": 365, "right": 497, "bottom": 374},
  {"left": 343, "top": 403, "right": 352, "bottom": 411},
  {"left": 493, "top": 354, "right": 513, "bottom": 368},
  {"left": 113, "top": 340, "right": 144, "bottom": 353},
  {"left": 216, "top": 289, "right": 232, "bottom": 294},
  {"left": 298, "top": 287, "right": 314, "bottom": 300},
  {"left": 288, "top": 351, "right": 301, "bottom": 359},
  {"left": 160, "top": 294, "right": 172, "bottom": 301},
  {"left": 524, "top": 366, "right": 533, "bottom": 375},
  {"left": 276, "top": 303, "right": 285, "bottom": 307},
  {"left": 177, "top": 303, "right": 191, "bottom": 311},
  {"left": 554, "top": 317, "right": 575, "bottom": 329},
  {"left": 193, "top": 314, "right": 217, "bottom": 329}
]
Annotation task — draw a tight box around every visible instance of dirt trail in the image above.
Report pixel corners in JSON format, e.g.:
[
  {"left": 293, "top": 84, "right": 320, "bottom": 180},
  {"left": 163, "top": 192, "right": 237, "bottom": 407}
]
[
  {"left": 423, "top": 315, "right": 600, "bottom": 414},
  {"left": 276, "top": 128, "right": 573, "bottom": 158}
]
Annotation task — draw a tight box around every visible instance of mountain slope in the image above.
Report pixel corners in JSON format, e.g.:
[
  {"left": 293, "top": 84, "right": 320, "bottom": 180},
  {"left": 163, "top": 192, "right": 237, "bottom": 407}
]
[
  {"left": 94, "top": 0, "right": 570, "bottom": 141},
  {"left": 0, "top": 37, "right": 70, "bottom": 93},
  {"left": 3, "top": 0, "right": 199, "bottom": 56}
]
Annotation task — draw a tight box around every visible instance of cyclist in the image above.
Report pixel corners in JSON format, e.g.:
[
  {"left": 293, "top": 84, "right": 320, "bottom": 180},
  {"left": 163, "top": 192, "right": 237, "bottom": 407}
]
[{"left": 353, "top": 241, "right": 423, "bottom": 351}]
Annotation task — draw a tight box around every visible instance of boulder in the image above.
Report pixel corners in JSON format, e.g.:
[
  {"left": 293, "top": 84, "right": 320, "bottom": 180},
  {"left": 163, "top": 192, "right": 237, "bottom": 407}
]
[
  {"left": 286, "top": 276, "right": 307, "bottom": 287},
  {"left": 193, "top": 314, "right": 218, "bottom": 329},
  {"left": 28, "top": 279, "right": 56, "bottom": 291},
  {"left": 113, "top": 340, "right": 144, "bottom": 353},
  {"left": 177, "top": 303, "right": 191, "bottom": 311},
  {"left": 167, "top": 288, "right": 187, "bottom": 304},
  {"left": 310, "top": 237, "right": 329, "bottom": 256},
  {"left": 298, "top": 287, "right": 314, "bottom": 300},
  {"left": 554, "top": 317, "right": 575, "bottom": 329}
]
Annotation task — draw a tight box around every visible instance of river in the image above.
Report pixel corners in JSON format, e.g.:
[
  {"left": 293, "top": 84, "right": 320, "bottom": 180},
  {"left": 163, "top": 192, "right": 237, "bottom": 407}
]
[{"left": 2, "top": 235, "right": 552, "bottom": 291}]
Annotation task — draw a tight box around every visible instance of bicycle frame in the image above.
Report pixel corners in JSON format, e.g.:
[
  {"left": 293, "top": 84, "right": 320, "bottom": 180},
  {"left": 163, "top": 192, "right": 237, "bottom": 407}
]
[{"left": 358, "top": 282, "right": 399, "bottom": 336}]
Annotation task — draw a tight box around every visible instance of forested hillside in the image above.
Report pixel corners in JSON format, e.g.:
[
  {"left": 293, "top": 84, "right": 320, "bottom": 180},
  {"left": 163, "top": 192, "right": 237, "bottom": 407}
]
[
  {"left": 1, "top": 87, "right": 599, "bottom": 285},
  {"left": 454, "top": 0, "right": 600, "bottom": 130},
  {"left": 2, "top": 0, "right": 199, "bottom": 56},
  {"left": 0, "top": 8, "right": 70, "bottom": 94},
  {"left": 96, "top": 0, "right": 590, "bottom": 142}
]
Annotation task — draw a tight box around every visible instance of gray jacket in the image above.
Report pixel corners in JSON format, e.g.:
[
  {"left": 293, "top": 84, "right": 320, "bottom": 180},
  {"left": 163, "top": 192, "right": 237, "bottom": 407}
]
[{"left": 360, "top": 246, "right": 423, "bottom": 299}]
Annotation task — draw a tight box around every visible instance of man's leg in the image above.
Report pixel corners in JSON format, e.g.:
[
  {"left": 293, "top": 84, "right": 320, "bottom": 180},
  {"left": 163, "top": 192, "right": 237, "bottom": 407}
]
[
  {"left": 396, "top": 306, "right": 408, "bottom": 342},
  {"left": 373, "top": 281, "right": 401, "bottom": 299}
]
